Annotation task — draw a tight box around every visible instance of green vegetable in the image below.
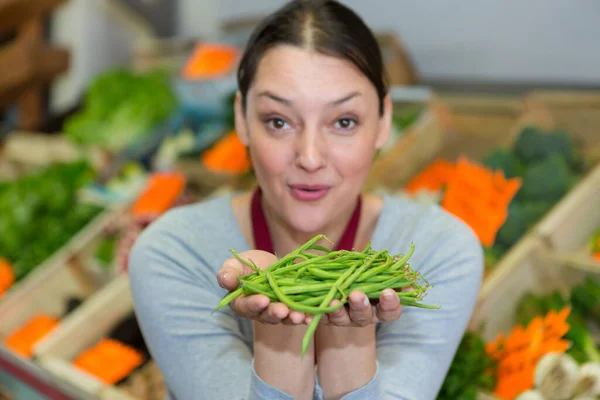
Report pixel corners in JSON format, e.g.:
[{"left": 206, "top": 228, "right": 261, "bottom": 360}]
[
  {"left": 514, "top": 126, "right": 579, "bottom": 167},
  {"left": 0, "top": 161, "right": 102, "bottom": 280},
  {"left": 392, "top": 107, "right": 421, "bottom": 131},
  {"left": 95, "top": 236, "right": 118, "bottom": 268},
  {"left": 437, "top": 331, "right": 498, "bottom": 400},
  {"left": 495, "top": 201, "right": 554, "bottom": 248},
  {"left": 213, "top": 235, "right": 437, "bottom": 358},
  {"left": 520, "top": 154, "right": 572, "bottom": 203},
  {"left": 483, "top": 148, "right": 526, "bottom": 179},
  {"left": 64, "top": 69, "right": 177, "bottom": 152}
]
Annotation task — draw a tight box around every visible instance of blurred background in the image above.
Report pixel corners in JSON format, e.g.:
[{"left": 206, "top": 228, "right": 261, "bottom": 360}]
[{"left": 1, "top": 1, "right": 600, "bottom": 400}]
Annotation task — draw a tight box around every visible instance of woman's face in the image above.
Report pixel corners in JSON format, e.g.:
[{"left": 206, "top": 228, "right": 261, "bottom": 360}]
[{"left": 235, "top": 45, "right": 392, "bottom": 234}]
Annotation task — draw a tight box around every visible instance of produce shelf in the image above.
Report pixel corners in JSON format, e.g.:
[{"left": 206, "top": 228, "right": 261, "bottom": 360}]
[{"left": 34, "top": 274, "right": 165, "bottom": 400}]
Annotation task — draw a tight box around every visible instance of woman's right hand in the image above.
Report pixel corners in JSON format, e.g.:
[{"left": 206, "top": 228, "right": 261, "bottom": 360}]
[{"left": 217, "top": 250, "right": 307, "bottom": 325}]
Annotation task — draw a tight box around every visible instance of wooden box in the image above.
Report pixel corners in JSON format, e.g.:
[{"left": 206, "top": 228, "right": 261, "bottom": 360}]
[
  {"left": 34, "top": 275, "right": 165, "bottom": 400},
  {"left": 533, "top": 163, "right": 600, "bottom": 274}
]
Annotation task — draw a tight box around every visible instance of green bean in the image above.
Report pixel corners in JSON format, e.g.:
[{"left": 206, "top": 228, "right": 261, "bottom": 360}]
[
  {"left": 365, "top": 290, "right": 418, "bottom": 299},
  {"left": 389, "top": 243, "right": 415, "bottom": 272},
  {"left": 296, "top": 295, "right": 328, "bottom": 306},
  {"left": 276, "top": 278, "right": 323, "bottom": 286},
  {"left": 339, "top": 250, "right": 387, "bottom": 292},
  {"left": 244, "top": 281, "right": 334, "bottom": 296},
  {"left": 351, "top": 275, "right": 412, "bottom": 294},
  {"left": 399, "top": 298, "right": 440, "bottom": 309},
  {"left": 213, "top": 287, "right": 244, "bottom": 313},
  {"left": 306, "top": 244, "right": 333, "bottom": 254},
  {"left": 265, "top": 271, "right": 345, "bottom": 314},
  {"left": 231, "top": 249, "right": 263, "bottom": 275},
  {"left": 356, "top": 255, "right": 394, "bottom": 282},
  {"left": 242, "top": 284, "right": 278, "bottom": 300}
]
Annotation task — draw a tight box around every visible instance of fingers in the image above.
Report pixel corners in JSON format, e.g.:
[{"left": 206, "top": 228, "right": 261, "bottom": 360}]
[
  {"left": 375, "top": 289, "right": 402, "bottom": 323},
  {"left": 258, "top": 302, "right": 291, "bottom": 324},
  {"left": 231, "top": 294, "right": 270, "bottom": 318},
  {"left": 324, "top": 300, "right": 351, "bottom": 326},
  {"left": 288, "top": 311, "right": 306, "bottom": 325},
  {"left": 347, "top": 291, "right": 373, "bottom": 327}
]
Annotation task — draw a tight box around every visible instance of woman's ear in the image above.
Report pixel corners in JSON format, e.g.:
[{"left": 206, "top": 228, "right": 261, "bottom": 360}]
[
  {"left": 375, "top": 93, "right": 393, "bottom": 150},
  {"left": 234, "top": 91, "right": 249, "bottom": 146}
]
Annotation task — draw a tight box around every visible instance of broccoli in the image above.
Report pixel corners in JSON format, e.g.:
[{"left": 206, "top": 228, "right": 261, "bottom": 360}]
[
  {"left": 495, "top": 201, "right": 554, "bottom": 248},
  {"left": 520, "top": 154, "right": 571, "bottom": 203},
  {"left": 483, "top": 148, "right": 525, "bottom": 179}
]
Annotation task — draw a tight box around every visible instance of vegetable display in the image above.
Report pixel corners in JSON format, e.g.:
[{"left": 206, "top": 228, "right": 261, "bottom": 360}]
[
  {"left": 64, "top": 69, "right": 177, "bottom": 152},
  {"left": 436, "top": 331, "right": 498, "bottom": 400},
  {"left": 213, "top": 234, "right": 438, "bottom": 357},
  {"left": 515, "top": 278, "right": 600, "bottom": 365},
  {"left": 0, "top": 161, "right": 103, "bottom": 281},
  {"left": 485, "top": 126, "right": 586, "bottom": 261}
]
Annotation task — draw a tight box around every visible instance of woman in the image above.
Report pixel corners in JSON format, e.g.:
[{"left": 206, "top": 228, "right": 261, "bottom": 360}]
[{"left": 129, "top": 1, "right": 484, "bottom": 399}]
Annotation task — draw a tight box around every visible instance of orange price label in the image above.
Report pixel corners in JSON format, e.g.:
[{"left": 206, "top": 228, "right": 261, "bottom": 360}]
[
  {"left": 0, "top": 259, "right": 14, "bottom": 297},
  {"left": 486, "top": 306, "right": 571, "bottom": 400},
  {"left": 4, "top": 314, "right": 60, "bottom": 358},
  {"left": 405, "top": 159, "right": 455, "bottom": 194},
  {"left": 73, "top": 338, "right": 144, "bottom": 384},
  {"left": 130, "top": 172, "right": 187, "bottom": 220},
  {"left": 441, "top": 157, "right": 522, "bottom": 247},
  {"left": 181, "top": 43, "right": 239, "bottom": 80}
]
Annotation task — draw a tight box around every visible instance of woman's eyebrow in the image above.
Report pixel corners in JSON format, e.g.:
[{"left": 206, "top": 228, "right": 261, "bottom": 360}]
[{"left": 256, "top": 90, "right": 362, "bottom": 107}]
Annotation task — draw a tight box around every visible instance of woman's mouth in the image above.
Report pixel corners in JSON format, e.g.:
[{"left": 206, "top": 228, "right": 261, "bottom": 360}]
[{"left": 289, "top": 184, "right": 330, "bottom": 202}]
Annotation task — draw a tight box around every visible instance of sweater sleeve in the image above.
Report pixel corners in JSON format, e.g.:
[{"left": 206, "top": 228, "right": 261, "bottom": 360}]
[
  {"left": 127, "top": 209, "right": 298, "bottom": 400},
  {"left": 373, "top": 214, "right": 484, "bottom": 399}
]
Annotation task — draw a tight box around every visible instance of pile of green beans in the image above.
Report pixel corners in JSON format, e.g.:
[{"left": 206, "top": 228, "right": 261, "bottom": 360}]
[{"left": 213, "top": 234, "right": 439, "bottom": 358}]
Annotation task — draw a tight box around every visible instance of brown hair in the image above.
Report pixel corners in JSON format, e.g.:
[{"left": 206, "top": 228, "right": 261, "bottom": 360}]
[{"left": 237, "top": 0, "right": 388, "bottom": 115}]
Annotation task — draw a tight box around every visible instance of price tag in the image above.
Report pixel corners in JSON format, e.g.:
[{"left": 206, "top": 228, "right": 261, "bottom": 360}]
[
  {"left": 486, "top": 306, "right": 571, "bottom": 400},
  {"left": 4, "top": 314, "right": 60, "bottom": 358},
  {"left": 441, "top": 157, "right": 521, "bottom": 247},
  {"left": 0, "top": 259, "right": 14, "bottom": 297},
  {"left": 405, "top": 159, "right": 455, "bottom": 194},
  {"left": 130, "top": 172, "right": 186, "bottom": 220},
  {"left": 181, "top": 43, "right": 239, "bottom": 80}
]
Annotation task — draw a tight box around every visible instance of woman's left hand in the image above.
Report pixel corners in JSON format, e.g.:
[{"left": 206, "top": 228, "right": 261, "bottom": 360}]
[{"left": 312, "top": 289, "right": 402, "bottom": 327}]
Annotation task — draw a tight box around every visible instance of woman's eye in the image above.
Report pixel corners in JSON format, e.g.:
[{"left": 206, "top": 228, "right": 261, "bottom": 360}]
[
  {"left": 267, "top": 118, "right": 290, "bottom": 130},
  {"left": 334, "top": 118, "right": 357, "bottom": 131}
]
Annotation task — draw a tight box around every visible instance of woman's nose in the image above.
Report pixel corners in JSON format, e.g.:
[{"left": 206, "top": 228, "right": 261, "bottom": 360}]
[{"left": 295, "top": 128, "right": 326, "bottom": 172}]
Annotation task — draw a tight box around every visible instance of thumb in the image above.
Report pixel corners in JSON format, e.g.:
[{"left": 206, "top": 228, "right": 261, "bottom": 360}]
[{"left": 217, "top": 250, "right": 277, "bottom": 290}]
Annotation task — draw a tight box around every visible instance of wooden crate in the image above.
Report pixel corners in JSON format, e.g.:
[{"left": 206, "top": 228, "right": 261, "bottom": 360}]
[
  {"left": 533, "top": 163, "right": 600, "bottom": 274},
  {"left": 436, "top": 94, "right": 525, "bottom": 162},
  {"left": 0, "top": 222, "right": 122, "bottom": 356},
  {"left": 467, "top": 234, "right": 594, "bottom": 399},
  {"left": 34, "top": 274, "right": 164, "bottom": 400},
  {"left": 525, "top": 90, "right": 600, "bottom": 165}
]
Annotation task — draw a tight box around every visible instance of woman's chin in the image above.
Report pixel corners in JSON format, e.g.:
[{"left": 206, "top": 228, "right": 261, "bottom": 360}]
[{"left": 285, "top": 210, "right": 329, "bottom": 235}]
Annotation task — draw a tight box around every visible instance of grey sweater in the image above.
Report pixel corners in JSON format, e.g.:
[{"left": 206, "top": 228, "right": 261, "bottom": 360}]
[{"left": 128, "top": 193, "right": 483, "bottom": 400}]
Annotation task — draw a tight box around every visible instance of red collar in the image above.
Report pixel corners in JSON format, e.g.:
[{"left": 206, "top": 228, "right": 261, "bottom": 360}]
[{"left": 250, "top": 188, "right": 362, "bottom": 253}]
